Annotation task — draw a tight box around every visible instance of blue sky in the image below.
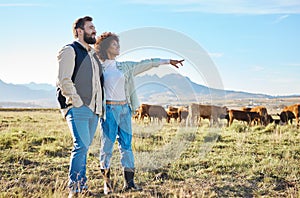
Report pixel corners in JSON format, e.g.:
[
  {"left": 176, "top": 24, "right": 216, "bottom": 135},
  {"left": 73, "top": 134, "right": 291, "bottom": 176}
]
[{"left": 0, "top": 0, "right": 299, "bottom": 96}]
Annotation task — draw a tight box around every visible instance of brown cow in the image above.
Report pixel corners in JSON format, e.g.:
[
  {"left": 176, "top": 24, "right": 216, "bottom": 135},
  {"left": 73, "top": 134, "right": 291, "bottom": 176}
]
[
  {"left": 138, "top": 104, "right": 167, "bottom": 122},
  {"left": 242, "top": 106, "right": 268, "bottom": 125},
  {"left": 132, "top": 109, "right": 140, "bottom": 121},
  {"left": 166, "top": 106, "right": 179, "bottom": 123},
  {"left": 279, "top": 104, "right": 300, "bottom": 125},
  {"left": 178, "top": 106, "right": 188, "bottom": 122},
  {"left": 228, "top": 109, "right": 261, "bottom": 126},
  {"left": 137, "top": 104, "right": 148, "bottom": 121},
  {"left": 166, "top": 106, "right": 189, "bottom": 123},
  {"left": 187, "top": 103, "right": 228, "bottom": 126}
]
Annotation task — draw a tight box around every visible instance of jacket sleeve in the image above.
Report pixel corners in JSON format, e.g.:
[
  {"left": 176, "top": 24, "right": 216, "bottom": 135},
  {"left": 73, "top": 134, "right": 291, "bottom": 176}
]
[
  {"left": 56, "top": 45, "right": 83, "bottom": 107},
  {"left": 123, "top": 58, "right": 170, "bottom": 76}
]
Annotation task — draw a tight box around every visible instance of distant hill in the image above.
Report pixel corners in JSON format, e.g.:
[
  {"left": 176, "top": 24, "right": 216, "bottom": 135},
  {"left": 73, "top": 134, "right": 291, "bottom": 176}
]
[
  {"left": 134, "top": 74, "right": 273, "bottom": 105},
  {"left": 0, "top": 75, "right": 290, "bottom": 108},
  {"left": 0, "top": 79, "right": 57, "bottom": 108},
  {"left": 20, "top": 82, "right": 55, "bottom": 91}
]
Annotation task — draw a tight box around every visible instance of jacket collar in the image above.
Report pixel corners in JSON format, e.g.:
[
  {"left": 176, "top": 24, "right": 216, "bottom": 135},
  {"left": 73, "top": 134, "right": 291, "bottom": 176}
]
[{"left": 74, "top": 40, "right": 93, "bottom": 52}]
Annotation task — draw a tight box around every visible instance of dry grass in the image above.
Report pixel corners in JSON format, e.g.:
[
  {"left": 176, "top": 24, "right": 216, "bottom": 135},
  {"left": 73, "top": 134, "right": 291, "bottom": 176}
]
[{"left": 0, "top": 109, "right": 299, "bottom": 197}]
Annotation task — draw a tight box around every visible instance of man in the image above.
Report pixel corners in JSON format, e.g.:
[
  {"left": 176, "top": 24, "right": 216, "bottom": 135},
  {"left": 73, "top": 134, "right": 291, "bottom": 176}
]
[{"left": 56, "top": 16, "right": 103, "bottom": 197}]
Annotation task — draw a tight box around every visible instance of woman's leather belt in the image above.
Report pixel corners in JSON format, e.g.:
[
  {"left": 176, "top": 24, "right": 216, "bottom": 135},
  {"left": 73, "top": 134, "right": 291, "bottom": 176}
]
[{"left": 106, "top": 100, "right": 127, "bottom": 105}]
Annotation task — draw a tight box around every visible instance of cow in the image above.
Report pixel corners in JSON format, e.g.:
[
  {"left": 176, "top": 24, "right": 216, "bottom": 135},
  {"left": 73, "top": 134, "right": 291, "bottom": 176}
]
[
  {"left": 228, "top": 109, "right": 261, "bottom": 126},
  {"left": 166, "top": 106, "right": 189, "bottom": 123},
  {"left": 178, "top": 106, "right": 188, "bottom": 123},
  {"left": 278, "top": 110, "right": 295, "bottom": 125},
  {"left": 242, "top": 106, "right": 268, "bottom": 125},
  {"left": 278, "top": 104, "right": 300, "bottom": 125},
  {"left": 268, "top": 114, "right": 280, "bottom": 125},
  {"left": 132, "top": 109, "right": 140, "bottom": 121},
  {"left": 166, "top": 106, "right": 179, "bottom": 123},
  {"left": 187, "top": 103, "right": 228, "bottom": 126},
  {"left": 138, "top": 104, "right": 167, "bottom": 123}
]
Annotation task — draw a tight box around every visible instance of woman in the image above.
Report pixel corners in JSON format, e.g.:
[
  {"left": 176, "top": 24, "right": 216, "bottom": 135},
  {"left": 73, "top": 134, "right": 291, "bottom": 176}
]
[{"left": 94, "top": 32, "right": 184, "bottom": 194}]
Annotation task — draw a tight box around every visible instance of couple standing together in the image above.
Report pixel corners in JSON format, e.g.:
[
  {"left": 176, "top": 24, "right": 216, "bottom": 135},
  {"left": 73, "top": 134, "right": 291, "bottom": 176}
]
[{"left": 56, "top": 16, "right": 184, "bottom": 196}]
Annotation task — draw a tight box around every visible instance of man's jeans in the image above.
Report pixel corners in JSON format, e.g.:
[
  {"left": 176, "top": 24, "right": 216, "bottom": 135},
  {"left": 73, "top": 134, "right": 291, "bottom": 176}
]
[
  {"left": 100, "top": 104, "right": 134, "bottom": 169},
  {"left": 66, "top": 105, "right": 99, "bottom": 192}
]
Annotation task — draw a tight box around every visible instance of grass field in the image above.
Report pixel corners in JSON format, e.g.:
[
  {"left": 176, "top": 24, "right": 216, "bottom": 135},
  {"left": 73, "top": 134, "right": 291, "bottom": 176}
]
[{"left": 0, "top": 108, "right": 299, "bottom": 197}]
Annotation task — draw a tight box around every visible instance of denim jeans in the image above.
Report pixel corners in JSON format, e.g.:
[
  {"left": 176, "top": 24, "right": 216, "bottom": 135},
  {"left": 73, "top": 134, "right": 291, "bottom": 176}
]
[
  {"left": 66, "top": 105, "right": 99, "bottom": 192},
  {"left": 100, "top": 104, "right": 134, "bottom": 169}
]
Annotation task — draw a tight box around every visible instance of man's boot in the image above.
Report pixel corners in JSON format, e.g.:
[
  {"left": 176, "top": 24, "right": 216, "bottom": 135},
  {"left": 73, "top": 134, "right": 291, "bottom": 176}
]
[
  {"left": 101, "top": 169, "right": 113, "bottom": 195},
  {"left": 122, "top": 168, "right": 142, "bottom": 192}
]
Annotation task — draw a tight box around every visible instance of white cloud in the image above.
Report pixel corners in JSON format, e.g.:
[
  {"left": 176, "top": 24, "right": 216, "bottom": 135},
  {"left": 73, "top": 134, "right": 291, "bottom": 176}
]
[
  {"left": 272, "top": 15, "right": 289, "bottom": 23},
  {"left": 127, "top": 0, "right": 300, "bottom": 14}
]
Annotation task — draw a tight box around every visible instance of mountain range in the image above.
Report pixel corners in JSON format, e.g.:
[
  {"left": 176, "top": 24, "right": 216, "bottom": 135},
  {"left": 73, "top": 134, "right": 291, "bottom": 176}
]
[
  {"left": 0, "top": 74, "right": 295, "bottom": 108},
  {"left": 0, "top": 79, "right": 56, "bottom": 108}
]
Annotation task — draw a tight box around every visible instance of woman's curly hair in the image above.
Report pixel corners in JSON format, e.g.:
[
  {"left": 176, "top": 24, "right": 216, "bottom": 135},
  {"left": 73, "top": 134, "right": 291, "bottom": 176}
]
[{"left": 94, "top": 32, "right": 119, "bottom": 61}]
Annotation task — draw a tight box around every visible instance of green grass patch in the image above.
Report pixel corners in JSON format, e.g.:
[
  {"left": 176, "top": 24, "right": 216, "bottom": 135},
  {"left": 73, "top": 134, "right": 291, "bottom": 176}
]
[{"left": 0, "top": 110, "right": 299, "bottom": 197}]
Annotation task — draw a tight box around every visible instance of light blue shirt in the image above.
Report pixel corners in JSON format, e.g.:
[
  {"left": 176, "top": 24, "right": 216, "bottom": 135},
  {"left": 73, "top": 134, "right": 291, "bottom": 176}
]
[{"left": 102, "top": 58, "right": 169, "bottom": 114}]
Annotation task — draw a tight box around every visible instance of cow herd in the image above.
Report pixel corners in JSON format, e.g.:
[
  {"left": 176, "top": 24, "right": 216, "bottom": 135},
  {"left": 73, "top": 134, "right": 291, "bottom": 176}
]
[{"left": 133, "top": 103, "right": 300, "bottom": 127}]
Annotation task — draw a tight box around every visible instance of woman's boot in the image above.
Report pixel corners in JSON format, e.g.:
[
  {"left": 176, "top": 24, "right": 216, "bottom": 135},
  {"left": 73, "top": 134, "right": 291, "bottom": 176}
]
[{"left": 122, "top": 168, "right": 142, "bottom": 192}]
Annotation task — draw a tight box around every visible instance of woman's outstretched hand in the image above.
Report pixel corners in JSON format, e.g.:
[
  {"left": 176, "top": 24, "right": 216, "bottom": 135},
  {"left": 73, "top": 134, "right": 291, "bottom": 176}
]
[{"left": 170, "top": 59, "right": 184, "bottom": 68}]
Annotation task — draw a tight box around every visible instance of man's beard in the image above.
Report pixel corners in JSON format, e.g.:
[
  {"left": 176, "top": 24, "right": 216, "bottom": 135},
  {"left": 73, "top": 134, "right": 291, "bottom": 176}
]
[{"left": 84, "top": 31, "right": 96, "bottom": 44}]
